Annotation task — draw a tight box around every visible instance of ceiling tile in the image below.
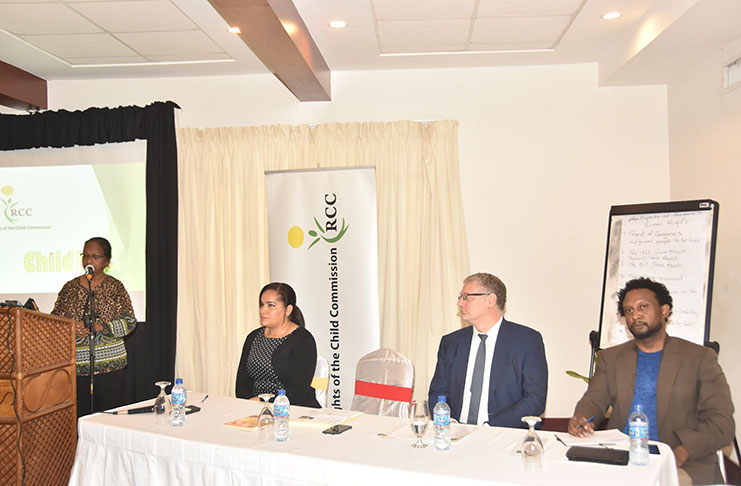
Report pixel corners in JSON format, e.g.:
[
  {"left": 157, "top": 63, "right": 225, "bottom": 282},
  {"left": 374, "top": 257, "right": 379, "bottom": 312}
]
[
  {"left": 378, "top": 19, "right": 470, "bottom": 46},
  {"left": 145, "top": 52, "right": 232, "bottom": 62},
  {"left": 114, "top": 30, "right": 222, "bottom": 56},
  {"left": 477, "top": 0, "right": 583, "bottom": 18},
  {"left": 472, "top": 16, "right": 570, "bottom": 45},
  {"left": 469, "top": 41, "right": 553, "bottom": 51},
  {"left": 0, "top": 0, "right": 62, "bottom": 3},
  {"left": 372, "top": 0, "right": 476, "bottom": 20},
  {"left": 0, "top": 4, "right": 102, "bottom": 34},
  {"left": 65, "top": 56, "right": 148, "bottom": 65},
  {"left": 381, "top": 44, "right": 467, "bottom": 54},
  {"left": 20, "top": 33, "right": 138, "bottom": 58},
  {"left": 69, "top": 0, "right": 197, "bottom": 32}
]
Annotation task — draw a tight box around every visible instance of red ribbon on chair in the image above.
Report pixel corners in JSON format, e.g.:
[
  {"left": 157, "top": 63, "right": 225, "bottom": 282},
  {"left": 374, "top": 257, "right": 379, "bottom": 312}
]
[{"left": 354, "top": 380, "right": 413, "bottom": 402}]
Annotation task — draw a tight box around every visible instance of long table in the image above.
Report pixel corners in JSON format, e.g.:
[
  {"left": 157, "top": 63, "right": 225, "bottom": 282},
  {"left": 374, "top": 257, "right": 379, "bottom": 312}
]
[{"left": 68, "top": 393, "right": 678, "bottom": 486}]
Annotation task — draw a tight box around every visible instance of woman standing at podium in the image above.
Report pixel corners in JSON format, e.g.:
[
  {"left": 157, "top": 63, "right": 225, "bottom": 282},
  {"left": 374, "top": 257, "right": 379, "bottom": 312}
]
[{"left": 52, "top": 237, "right": 137, "bottom": 417}]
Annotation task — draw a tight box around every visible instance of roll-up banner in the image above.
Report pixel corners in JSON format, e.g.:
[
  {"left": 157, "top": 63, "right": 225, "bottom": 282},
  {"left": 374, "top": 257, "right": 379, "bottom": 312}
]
[{"left": 266, "top": 167, "right": 380, "bottom": 409}]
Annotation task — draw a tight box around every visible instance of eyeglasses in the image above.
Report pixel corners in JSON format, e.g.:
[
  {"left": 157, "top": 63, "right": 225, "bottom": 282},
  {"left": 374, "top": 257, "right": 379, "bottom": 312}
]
[
  {"left": 458, "top": 292, "right": 490, "bottom": 302},
  {"left": 80, "top": 253, "right": 106, "bottom": 260}
]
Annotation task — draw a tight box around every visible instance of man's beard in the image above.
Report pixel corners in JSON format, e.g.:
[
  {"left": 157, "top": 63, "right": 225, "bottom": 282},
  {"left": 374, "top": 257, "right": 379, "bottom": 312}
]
[{"left": 629, "top": 320, "right": 662, "bottom": 340}]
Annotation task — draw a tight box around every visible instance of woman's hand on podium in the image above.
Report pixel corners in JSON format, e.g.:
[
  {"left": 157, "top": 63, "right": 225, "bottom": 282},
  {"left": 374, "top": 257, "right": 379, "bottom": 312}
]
[{"left": 75, "top": 320, "right": 87, "bottom": 337}]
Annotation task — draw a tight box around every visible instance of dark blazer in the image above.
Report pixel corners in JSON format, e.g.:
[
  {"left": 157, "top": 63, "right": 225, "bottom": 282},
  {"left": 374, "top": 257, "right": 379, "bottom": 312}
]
[
  {"left": 428, "top": 319, "right": 548, "bottom": 428},
  {"left": 235, "top": 326, "right": 320, "bottom": 408},
  {"left": 574, "top": 336, "right": 735, "bottom": 485}
]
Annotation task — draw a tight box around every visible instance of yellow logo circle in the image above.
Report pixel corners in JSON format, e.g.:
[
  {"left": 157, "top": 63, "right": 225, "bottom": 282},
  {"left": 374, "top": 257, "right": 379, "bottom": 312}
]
[
  {"left": 287, "top": 226, "right": 304, "bottom": 248},
  {"left": 1, "top": 185, "right": 13, "bottom": 196}
]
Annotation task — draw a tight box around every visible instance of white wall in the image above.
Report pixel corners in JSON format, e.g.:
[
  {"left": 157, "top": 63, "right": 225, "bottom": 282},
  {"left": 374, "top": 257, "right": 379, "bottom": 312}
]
[
  {"left": 668, "top": 37, "right": 741, "bottom": 444},
  {"left": 48, "top": 63, "right": 670, "bottom": 417}
]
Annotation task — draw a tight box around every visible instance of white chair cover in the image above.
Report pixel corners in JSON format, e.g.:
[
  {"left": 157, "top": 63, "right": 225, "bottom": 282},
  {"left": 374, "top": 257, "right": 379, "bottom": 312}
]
[
  {"left": 350, "top": 348, "right": 414, "bottom": 418},
  {"left": 311, "top": 354, "right": 329, "bottom": 408}
]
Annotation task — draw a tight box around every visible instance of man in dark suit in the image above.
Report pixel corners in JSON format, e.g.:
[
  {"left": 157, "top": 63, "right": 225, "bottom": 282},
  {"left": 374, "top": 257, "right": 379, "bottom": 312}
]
[
  {"left": 569, "top": 278, "right": 734, "bottom": 485},
  {"left": 428, "top": 273, "right": 548, "bottom": 428}
]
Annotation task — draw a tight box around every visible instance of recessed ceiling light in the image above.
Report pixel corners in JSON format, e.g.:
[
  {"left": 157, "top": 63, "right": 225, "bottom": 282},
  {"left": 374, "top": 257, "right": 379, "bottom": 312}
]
[
  {"left": 329, "top": 20, "right": 348, "bottom": 29},
  {"left": 228, "top": 26, "right": 241, "bottom": 34},
  {"left": 602, "top": 11, "right": 622, "bottom": 20}
]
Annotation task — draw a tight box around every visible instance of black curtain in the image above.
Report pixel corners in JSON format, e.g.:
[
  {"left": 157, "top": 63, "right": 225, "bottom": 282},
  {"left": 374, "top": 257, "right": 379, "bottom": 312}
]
[{"left": 0, "top": 101, "right": 179, "bottom": 403}]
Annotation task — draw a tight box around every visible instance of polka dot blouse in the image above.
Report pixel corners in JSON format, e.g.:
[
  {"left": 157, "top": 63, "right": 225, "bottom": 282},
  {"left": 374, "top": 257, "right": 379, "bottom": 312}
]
[{"left": 246, "top": 328, "right": 288, "bottom": 396}]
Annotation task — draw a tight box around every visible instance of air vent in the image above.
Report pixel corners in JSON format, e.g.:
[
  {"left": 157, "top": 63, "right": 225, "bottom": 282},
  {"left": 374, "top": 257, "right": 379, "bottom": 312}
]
[{"left": 722, "top": 56, "right": 741, "bottom": 90}]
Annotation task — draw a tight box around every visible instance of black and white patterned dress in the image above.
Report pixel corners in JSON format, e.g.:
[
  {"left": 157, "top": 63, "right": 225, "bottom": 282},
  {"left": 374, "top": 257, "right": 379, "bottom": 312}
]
[
  {"left": 246, "top": 328, "right": 288, "bottom": 396},
  {"left": 236, "top": 326, "right": 321, "bottom": 408}
]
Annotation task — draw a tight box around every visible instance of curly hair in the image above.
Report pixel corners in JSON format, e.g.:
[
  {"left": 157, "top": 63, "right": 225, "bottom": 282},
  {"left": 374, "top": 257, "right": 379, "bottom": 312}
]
[{"left": 617, "top": 277, "right": 673, "bottom": 317}]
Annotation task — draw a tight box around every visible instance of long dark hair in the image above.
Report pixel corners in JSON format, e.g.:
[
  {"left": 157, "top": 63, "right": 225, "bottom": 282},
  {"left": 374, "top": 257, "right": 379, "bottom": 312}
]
[{"left": 259, "top": 282, "right": 305, "bottom": 327}]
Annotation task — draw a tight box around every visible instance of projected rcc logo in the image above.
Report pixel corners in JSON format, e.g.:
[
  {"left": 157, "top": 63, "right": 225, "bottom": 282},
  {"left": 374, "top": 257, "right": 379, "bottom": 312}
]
[{"left": 1, "top": 185, "right": 33, "bottom": 224}]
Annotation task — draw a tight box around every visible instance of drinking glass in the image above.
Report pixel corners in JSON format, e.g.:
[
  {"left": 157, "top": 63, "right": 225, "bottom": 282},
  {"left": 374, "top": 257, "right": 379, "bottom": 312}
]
[
  {"left": 257, "top": 393, "right": 275, "bottom": 441},
  {"left": 521, "top": 416, "right": 543, "bottom": 472},
  {"left": 153, "top": 381, "right": 171, "bottom": 425},
  {"left": 408, "top": 400, "right": 429, "bottom": 449}
]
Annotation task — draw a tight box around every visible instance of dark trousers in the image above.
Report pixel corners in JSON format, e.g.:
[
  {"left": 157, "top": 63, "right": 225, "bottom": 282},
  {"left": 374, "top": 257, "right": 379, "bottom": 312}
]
[{"left": 76, "top": 368, "right": 126, "bottom": 418}]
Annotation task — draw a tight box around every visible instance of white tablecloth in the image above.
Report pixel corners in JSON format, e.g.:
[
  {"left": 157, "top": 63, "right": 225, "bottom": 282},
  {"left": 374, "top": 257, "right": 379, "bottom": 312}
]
[{"left": 68, "top": 393, "right": 679, "bottom": 486}]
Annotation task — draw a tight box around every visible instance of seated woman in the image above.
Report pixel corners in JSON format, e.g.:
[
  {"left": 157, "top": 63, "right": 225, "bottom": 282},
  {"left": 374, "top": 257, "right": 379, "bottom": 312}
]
[
  {"left": 51, "top": 236, "right": 137, "bottom": 417},
  {"left": 236, "top": 282, "right": 320, "bottom": 408}
]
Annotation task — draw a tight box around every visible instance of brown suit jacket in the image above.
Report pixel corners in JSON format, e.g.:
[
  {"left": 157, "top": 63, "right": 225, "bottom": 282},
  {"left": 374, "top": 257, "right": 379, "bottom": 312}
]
[{"left": 574, "top": 336, "right": 735, "bottom": 485}]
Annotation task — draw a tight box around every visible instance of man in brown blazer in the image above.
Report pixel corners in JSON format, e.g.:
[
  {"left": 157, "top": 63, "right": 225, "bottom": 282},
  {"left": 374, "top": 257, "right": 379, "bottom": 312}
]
[{"left": 568, "top": 278, "right": 734, "bottom": 485}]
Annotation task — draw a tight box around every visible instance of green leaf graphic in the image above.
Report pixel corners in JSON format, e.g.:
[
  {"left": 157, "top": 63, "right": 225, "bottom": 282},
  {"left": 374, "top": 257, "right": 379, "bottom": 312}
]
[
  {"left": 320, "top": 219, "right": 350, "bottom": 243},
  {"left": 313, "top": 217, "right": 326, "bottom": 234},
  {"left": 307, "top": 237, "right": 321, "bottom": 250},
  {"left": 4, "top": 207, "right": 17, "bottom": 224},
  {"left": 4, "top": 200, "right": 19, "bottom": 223}
]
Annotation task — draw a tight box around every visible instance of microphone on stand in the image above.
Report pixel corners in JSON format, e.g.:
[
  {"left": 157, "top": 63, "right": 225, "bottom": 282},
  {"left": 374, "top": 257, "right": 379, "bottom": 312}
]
[{"left": 85, "top": 265, "right": 95, "bottom": 280}]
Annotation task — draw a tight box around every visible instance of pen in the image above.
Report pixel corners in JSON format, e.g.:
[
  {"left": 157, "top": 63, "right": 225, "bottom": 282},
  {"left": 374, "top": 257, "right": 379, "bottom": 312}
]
[
  {"left": 578, "top": 416, "right": 595, "bottom": 429},
  {"left": 201, "top": 394, "right": 209, "bottom": 403},
  {"left": 554, "top": 434, "right": 567, "bottom": 446}
]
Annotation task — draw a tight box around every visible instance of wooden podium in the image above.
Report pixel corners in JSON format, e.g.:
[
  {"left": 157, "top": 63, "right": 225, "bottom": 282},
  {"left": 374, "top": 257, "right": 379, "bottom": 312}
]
[{"left": 0, "top": 307, "right": 76, "bottom": 486}]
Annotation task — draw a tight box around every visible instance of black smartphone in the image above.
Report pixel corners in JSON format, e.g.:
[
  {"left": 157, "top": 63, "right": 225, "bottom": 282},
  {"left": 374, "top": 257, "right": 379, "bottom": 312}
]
[
  {"left": 322, "top": 424, "right": 352, "bottom": 435},
  {"left": 649, "top": 444, "right": 660, "bottom": 455}
]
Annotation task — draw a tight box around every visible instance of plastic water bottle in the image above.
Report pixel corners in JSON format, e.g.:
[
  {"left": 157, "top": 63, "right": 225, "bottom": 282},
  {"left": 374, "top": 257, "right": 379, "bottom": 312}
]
[
  {"left": 273, "top": 389, "right": 290, "bottom": 442},
  {"left": 628, "top": 404, "right": 649, "bottom": 465},
  {"left": 433, "top": 395, "right": 451, "bottom": 451},
  {"left": 170, "top": 378, "right": 186, "bottom": 427}
]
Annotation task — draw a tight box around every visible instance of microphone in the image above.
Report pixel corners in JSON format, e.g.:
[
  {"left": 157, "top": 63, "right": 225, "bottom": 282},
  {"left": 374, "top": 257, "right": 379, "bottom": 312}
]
[
  {"left": 85, "top": 265, "right": 95, "bottom": 280},
  {"left": 108, "top": 405, "right": 154, "bottom": 415}
]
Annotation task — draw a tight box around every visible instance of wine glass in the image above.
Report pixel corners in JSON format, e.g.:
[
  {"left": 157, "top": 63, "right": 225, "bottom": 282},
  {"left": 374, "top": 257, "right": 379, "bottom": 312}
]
[
  {"left": 257, "top": 393, "right": 275, "bottom": 441},
  {"left": 153, "top": 381, "right": 171, "bottom": 425},
  {"left": 408, "top": 400, "right": 429, "bottom": 449},
  {"left": 521, "top": 416, "right": 544, "bottom": 472}
]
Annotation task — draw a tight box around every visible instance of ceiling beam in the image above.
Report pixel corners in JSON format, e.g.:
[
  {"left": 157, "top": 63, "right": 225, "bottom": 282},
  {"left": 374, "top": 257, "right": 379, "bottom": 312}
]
[
  {"left": 207, "top": 0, "right": 331, "bottom": 101},
  {"left": 0, "top": 61, "right": 47, "bottom": 111}
]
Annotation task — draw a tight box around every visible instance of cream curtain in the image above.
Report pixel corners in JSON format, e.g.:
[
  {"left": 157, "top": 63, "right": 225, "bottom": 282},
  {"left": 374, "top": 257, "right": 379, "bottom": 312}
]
[{"left": 176, "top": 121, "right": 469, "bottom": 400}]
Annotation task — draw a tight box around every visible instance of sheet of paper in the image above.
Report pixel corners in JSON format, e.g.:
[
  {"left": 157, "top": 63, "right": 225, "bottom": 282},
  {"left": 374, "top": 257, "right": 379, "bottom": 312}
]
[
  {"left": 386, "top": 422, "right": 476, "bottom": 442},
  {"left": 291, "top": 410, "right": 363, "bottom": 428},
  {"left": 554, "top": 429, "right": 629, "bottom": 446}
]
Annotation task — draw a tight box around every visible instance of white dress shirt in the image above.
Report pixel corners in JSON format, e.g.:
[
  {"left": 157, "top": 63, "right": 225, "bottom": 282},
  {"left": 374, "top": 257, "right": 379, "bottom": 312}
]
[{"left": 459, "top": 317, "right": 502, "bottom": 425}]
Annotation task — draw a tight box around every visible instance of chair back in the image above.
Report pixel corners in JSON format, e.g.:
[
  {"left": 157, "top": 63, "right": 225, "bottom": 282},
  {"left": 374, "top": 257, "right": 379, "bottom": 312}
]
[
  {"left": 311, "top": 354, "right": 329, "bottom": 407},
  {"left": 350, "top": 348, "right": 414, "bottom": 417}
]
